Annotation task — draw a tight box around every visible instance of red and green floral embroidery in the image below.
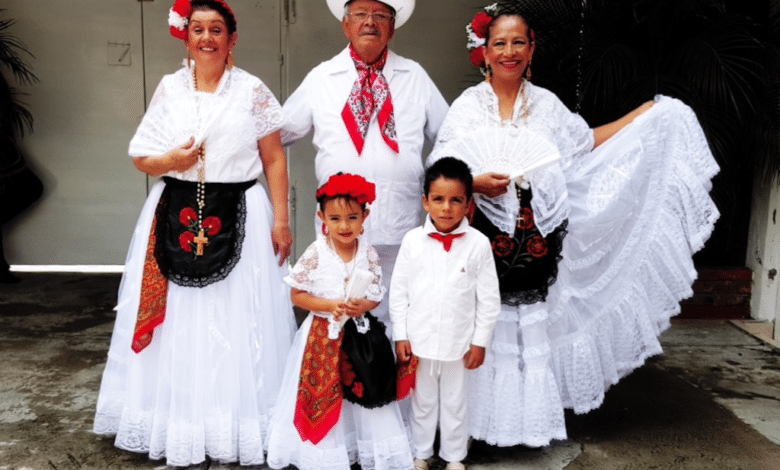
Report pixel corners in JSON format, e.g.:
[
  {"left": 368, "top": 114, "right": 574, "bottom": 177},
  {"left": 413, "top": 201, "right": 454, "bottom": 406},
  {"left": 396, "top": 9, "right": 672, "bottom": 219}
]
[
  {"left": 177, "top": 207, "right": 222, "bottom": 254},
  {"left": 492, "top": 234, "right": 516, "bottom": 258}
]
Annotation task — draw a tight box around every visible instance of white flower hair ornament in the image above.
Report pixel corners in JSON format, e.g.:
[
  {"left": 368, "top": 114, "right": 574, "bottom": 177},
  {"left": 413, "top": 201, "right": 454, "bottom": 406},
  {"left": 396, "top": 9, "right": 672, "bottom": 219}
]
[
  {"left": 169, "top": 0, "right": 192, "bottom": 40},
  {"left": 466, "top": 3, "right": 498, "bottom": 71}
]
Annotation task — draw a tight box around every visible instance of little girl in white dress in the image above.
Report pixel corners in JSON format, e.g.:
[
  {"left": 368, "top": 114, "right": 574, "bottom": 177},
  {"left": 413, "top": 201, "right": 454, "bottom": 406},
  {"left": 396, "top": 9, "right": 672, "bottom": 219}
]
[{"left": 267, "top": 173, "right": 413, "bottom": 470}]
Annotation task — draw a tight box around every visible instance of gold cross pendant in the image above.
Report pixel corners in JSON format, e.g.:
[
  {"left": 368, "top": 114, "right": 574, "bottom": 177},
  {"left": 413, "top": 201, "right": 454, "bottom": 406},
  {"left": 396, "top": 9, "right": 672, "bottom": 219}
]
[{"left": 194, "top": 229, "right": 209, "bottom": 256}]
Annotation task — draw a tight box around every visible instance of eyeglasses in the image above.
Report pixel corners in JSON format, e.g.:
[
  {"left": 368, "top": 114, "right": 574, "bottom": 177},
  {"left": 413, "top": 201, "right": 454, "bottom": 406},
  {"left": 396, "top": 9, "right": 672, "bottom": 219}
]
[{"left": 347, "top": 11, "right": 394, "bottom": 23}]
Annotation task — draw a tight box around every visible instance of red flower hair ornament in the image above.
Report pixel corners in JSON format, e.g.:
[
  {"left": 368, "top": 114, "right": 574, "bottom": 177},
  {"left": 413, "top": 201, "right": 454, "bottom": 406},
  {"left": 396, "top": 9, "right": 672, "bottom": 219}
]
[
  {"left": 466, "top": 3, "right": 499, "bottom": 70},
  {"left": 316, "top": 173, "right": 376, "bottom": 206},
  {"left": 168, "top": 0, "right": 237, "bottom": 41}
]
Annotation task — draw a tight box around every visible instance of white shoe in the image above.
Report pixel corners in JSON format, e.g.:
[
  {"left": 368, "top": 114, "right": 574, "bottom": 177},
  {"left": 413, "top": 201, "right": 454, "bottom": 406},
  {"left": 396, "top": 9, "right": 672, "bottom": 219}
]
[{"left": 445, "top": 462, "right": 466, "bottom": 470}]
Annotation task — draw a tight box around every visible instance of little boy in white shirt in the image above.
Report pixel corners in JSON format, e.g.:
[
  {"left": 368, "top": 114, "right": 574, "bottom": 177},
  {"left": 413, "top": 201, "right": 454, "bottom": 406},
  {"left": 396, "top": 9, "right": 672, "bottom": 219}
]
[{"left": 390, "top": 157, "right": 501, "bottom": 470}]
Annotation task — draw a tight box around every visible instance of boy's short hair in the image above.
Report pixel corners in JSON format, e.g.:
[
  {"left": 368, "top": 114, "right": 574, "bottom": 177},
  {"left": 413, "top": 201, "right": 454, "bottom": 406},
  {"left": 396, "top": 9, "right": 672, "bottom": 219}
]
[{"left": 424, "top": 157, "right": 473, "bottom": 199}]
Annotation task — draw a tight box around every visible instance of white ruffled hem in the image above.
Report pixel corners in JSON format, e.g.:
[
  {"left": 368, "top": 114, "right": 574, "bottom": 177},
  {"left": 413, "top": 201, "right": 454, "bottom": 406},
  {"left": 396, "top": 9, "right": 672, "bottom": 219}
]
[
  {"left": 467, "top": 96, "right": 719, "bottom": 447},
  {"left": 267, "top": 315, "right": 413, "bottom": 470},
  {"left": 93, "top": 181, "right": 296, "bottom": 466}
]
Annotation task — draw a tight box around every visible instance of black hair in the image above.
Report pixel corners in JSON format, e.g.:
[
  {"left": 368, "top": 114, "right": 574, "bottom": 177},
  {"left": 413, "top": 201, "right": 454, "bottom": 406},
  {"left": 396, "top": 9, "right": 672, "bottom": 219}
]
[
  {"left": 484, "top": 2, "right": 535, "bottom": 46},
  {"left": 191, "top": 0, "right": 237, "bottom": 35},
  {"left": 424, "top": 157, "right": 473, "bottom": 200}
]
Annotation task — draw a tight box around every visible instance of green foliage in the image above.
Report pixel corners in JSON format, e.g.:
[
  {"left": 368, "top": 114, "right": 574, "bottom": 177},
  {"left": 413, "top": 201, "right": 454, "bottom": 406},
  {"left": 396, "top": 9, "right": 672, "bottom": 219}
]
[
  {"left": 0, "top": 9, "right": 37, "bottom": 139},
  {"left": 512, "top": 0, "right": 775, "bottom": 265}
]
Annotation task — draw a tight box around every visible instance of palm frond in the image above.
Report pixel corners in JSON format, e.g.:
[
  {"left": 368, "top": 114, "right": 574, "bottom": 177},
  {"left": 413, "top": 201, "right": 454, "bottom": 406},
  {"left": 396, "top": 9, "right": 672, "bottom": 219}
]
[
  {"left": 0, "top": 9, "right": 37, "bottom": 142},
  {"left": 0, "top": 12, "right": 37, "bottom": 86}
]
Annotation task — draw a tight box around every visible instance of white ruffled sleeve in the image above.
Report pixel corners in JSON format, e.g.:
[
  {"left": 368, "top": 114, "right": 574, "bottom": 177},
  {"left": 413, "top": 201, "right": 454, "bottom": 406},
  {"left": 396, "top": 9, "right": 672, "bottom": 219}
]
[
  {"left": 252, "top": 80, "right": 287, "bottom": 141},
  {"left": 284, "top": 242, "right": 319, "bottom": 292}
]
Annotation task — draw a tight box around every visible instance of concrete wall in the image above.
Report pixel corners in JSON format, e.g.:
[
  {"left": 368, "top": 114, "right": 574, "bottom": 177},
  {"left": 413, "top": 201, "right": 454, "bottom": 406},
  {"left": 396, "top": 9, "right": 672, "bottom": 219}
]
[
  {"left": 6, "top": 0, "right": 148, "bottom": 265},
  {"left": 5, "top": 0, "right": 281, "bottom": 265},
  {"left": 746, "top": 176, "right": 780, "bottom": 335}
]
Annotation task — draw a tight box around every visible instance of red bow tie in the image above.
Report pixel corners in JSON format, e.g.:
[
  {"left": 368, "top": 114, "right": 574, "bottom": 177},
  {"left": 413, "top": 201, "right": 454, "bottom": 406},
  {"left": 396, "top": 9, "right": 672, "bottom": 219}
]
[{"left": 428, "top": 232, "right": 465, "bottom": 252}]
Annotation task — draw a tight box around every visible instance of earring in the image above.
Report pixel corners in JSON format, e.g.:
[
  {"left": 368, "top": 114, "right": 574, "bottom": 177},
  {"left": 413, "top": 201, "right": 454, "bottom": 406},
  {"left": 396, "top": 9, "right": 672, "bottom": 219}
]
[
  {"left": 227, "top": 50, "right": 234, "bottom": 70},
  {"left": 524, "top": 63, "right": 532, "bottom": 81},
  {"left": 186, "top": 49, "right": 192, "bottom": 68},
  {"left": 322, "top": 223, "right": 329, "bottom": 236},
  {"left": 360, "top": 227, "right": 365, "bottom": 235},
  {"left": 485, "top": 65, "right": 492, "bottom": 83}
]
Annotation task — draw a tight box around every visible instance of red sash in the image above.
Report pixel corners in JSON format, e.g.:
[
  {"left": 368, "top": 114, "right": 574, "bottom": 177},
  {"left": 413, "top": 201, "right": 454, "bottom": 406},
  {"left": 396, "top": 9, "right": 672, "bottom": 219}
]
[
  {"left": 132, "top": 211, "right": 169, "bottom": 353},
  {"left": 396, "top": 355, "right": 418, "bottom": 400},
  {"left": 294, "top": 316, "right": 344, "bottom": 444}
]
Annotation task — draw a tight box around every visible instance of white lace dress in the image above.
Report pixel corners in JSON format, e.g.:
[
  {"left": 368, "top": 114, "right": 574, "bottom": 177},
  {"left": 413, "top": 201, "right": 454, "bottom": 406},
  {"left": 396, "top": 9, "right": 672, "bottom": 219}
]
[
  {"left": 267, "top": 238, "right": 414, "bottom": 470},
  {"left": 93, "top": 66, "right": 296, "bottom": 466},
  {"left": 430, "top": 81, "right": 719, "bottom": 447}
]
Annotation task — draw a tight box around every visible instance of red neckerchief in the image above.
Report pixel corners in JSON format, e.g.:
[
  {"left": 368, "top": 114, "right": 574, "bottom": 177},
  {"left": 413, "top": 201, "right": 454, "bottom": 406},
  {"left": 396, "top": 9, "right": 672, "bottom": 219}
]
[
  {"left": 428, "top": 232, "right": 465, "bottom": 252},
  {"left": 341, "top": 46, "right": 399, "bottom": 155}
]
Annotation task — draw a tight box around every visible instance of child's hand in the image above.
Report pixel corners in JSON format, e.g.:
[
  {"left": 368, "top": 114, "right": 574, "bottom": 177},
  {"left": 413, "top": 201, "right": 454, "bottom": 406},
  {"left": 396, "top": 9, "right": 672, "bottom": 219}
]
[
  {"left": 344, "top": 298, "right": 380, "bottom": 317},
  {"left": 331, "top": 300, "right": 348, "bottom": 320},
  {"left": 396, "top": 340, "right": 413, "bottom": 363},
  {"left": 463, "top": 344, "right": 486, "bottom": 370}
]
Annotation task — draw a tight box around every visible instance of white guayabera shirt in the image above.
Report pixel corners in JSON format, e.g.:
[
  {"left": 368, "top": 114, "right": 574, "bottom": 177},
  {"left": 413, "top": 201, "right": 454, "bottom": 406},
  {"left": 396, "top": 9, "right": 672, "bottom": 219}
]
[{"left": 282, "top": 47, "right": 450, "bottom": 246}]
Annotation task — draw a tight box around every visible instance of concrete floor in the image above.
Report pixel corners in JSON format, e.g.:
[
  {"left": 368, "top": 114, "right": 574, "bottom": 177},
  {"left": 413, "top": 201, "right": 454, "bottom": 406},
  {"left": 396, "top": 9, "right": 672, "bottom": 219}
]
[{"left": 2, "top": 273, "right": 780, "bottom": 470}]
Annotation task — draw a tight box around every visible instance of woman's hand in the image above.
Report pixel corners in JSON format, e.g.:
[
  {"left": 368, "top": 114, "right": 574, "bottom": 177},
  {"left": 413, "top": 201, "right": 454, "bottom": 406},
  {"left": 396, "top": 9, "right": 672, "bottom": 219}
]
[
  {"left": 167, "top": 137, "right": 201, "bottom": 172},
  {"left": 132, "top": 137, "right": 200, "bottom": 177},
  {"left": 271, "top": 221, "right": 293, "bottom": 266},
  {"left": 473, "top": 172, "right": 511, "bottom": 198},
  {"left": 396, "top": 340, "right": 413, "bottom": 364}
]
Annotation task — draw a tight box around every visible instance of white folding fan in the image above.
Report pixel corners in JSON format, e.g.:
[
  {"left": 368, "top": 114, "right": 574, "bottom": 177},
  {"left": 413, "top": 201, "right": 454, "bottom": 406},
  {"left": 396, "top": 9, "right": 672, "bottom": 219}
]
[
  {"left": 452, "top": 126, "right": 561, "bottom": 181},
  {"left": 328, "top": 268, "right": 375, "bottom": 339},
  {"left": 446, "top": 126, "right": 562, "bottom": 237}
]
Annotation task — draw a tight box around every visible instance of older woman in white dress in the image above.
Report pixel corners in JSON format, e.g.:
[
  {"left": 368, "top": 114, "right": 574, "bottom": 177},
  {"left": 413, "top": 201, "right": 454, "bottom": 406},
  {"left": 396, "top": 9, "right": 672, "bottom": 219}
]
[
  {"left": 92, "top": 0, "right": 296, "bottom": 466},
  {"left": 429, "top": 2, "right": 719, "bottom": 448}
]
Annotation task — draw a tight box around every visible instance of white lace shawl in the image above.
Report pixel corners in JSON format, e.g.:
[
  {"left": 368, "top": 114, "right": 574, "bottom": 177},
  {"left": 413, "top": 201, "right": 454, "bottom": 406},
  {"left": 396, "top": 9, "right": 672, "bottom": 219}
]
[
  {"left": 429, "top": 81, "right": 594, "bottom": 237},
  {"left": 284, "top": 238, "right": 385, "bottom": 314},
  {"left": 128, "top": 66, "right": 287, "bottom": 182}
]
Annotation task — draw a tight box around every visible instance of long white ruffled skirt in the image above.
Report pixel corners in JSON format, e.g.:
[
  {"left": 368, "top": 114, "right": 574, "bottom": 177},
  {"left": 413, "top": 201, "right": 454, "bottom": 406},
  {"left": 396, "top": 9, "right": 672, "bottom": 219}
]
[
  {"left": 93, "top": 181, "right": 296, "bottom": 466},
  {"left": 267, "top": 314, "right": 414, "bottom": 470},
  {"left": 468, "top": 97, "right": 720, "bottom": 447}
]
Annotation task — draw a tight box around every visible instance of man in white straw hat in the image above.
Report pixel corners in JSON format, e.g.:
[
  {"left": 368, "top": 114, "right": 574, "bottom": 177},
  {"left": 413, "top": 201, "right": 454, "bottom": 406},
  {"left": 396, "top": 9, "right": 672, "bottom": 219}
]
[{"left": 282, "top": 0, "right": 449, "bottom": 330}]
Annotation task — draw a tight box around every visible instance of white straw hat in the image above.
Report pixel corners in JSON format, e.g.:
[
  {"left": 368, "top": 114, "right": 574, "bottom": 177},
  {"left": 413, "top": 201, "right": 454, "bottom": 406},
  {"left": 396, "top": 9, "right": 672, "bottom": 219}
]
[{"left": 327, "top": 0, "right": 415, "bottom": 28}]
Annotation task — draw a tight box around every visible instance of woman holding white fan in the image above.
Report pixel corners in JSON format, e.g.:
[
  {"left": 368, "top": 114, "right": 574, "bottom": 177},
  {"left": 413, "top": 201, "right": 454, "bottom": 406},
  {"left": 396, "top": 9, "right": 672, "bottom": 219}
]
[{"left": 429, "top": 1, "right": 720, "bottom": 449}]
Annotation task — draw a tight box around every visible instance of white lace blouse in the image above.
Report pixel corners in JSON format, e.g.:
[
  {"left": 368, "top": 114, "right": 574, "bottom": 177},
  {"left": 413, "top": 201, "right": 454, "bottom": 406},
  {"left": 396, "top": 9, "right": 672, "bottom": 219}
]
[
  {"left": 128, "top": 66, "right": 287, "bottom": 183},
  {"left": 284, "top": 238, "right": 385, "bottom": 315},
  {"left": 429, "top": 81, "right": 594, "bottom": 237}
]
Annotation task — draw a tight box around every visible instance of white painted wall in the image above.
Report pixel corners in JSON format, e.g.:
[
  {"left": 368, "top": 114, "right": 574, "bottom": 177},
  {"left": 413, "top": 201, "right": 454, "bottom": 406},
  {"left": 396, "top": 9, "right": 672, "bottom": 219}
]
[
  {"left": 746, "top": 176, "right": 780, "bottom": 336},
  {"left": 6, "top": 0, "right": 148, "bottom": 265},
  {"left": 5, "top": 0, "right": 281, "bottom": 265}
]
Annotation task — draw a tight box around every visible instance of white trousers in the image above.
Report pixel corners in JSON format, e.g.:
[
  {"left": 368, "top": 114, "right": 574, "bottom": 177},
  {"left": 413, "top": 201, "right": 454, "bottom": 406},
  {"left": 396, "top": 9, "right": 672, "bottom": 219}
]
[{"left": 411, "top": 357, "right": 468, "bottom": 463}]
